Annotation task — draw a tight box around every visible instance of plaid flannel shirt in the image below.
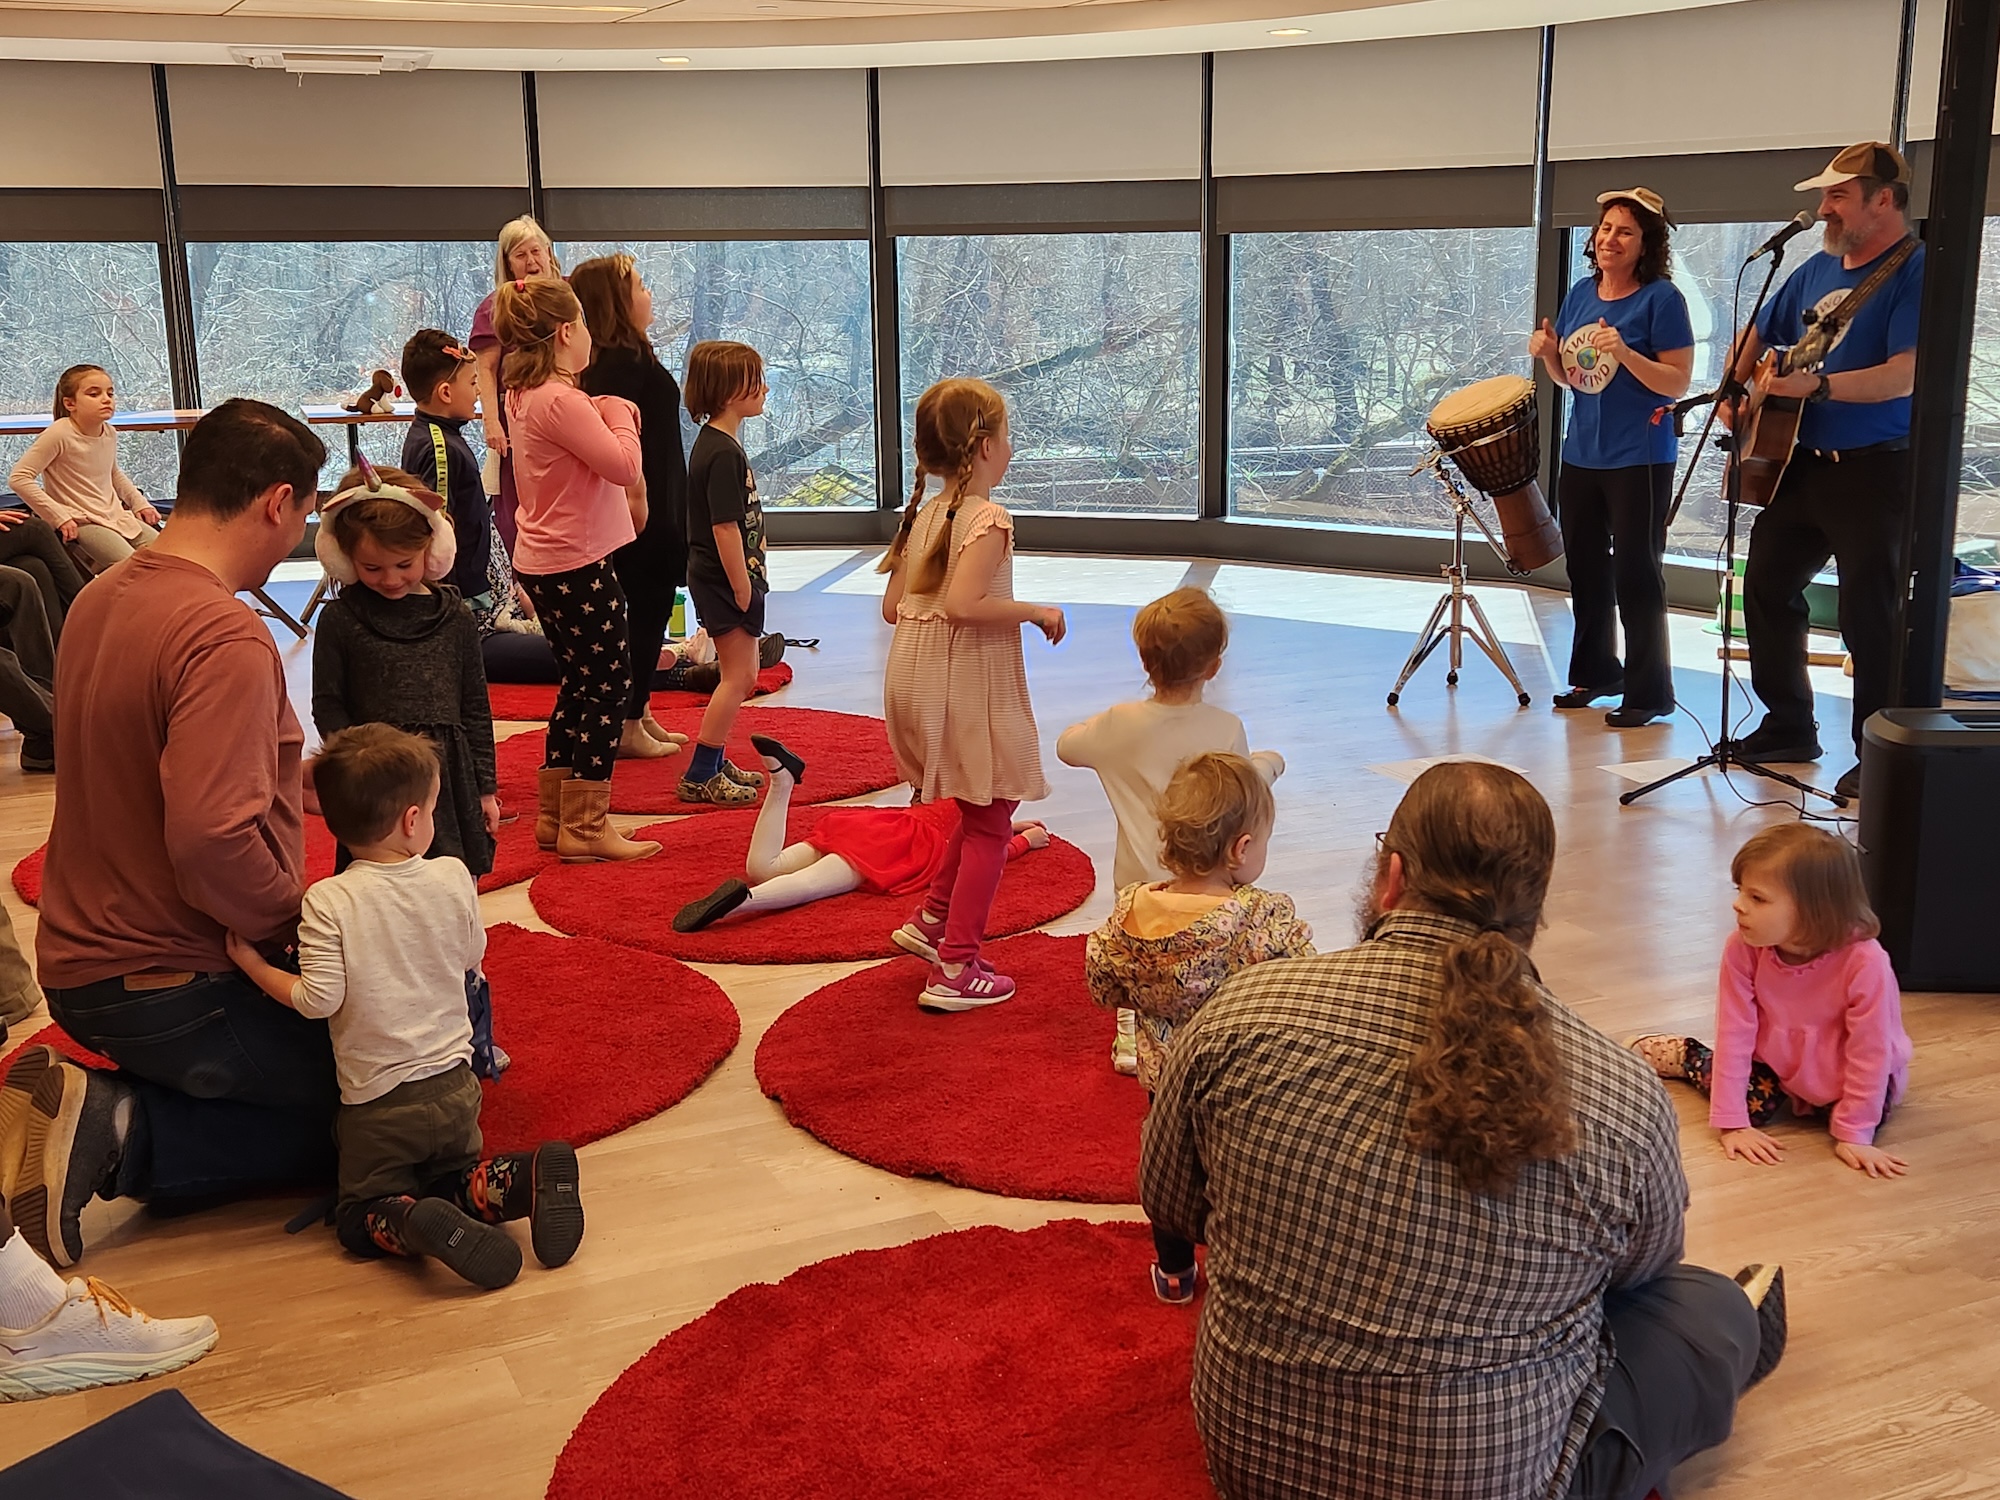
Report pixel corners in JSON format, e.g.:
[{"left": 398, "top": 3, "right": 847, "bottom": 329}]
[{"left": 1142, "top": 909, "right": 1687, "bottom": 1500}]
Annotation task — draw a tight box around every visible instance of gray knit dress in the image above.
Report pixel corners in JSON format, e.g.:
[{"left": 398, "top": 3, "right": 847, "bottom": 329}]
[{"left": 311, "top": 584, "right": 498, "bottom": 877}]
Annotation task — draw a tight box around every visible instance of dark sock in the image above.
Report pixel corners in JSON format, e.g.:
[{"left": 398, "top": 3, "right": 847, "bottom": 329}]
[{"left": 689, "top": 741, "right": 724, "bottom": 782}]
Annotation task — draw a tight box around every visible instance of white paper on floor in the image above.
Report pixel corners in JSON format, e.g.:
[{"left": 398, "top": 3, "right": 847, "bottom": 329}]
[
  {"left": 1367, "top": 753, "right": 1532, "bottom": 786},
  {"left": 1599, "top": 757, "right": 1705, "bottom": 785}
]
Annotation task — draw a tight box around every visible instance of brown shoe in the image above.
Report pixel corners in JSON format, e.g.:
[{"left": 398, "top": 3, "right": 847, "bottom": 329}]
[
  {"left": 557, "top": 779, "right": 661, "bottom": 863},
  {"left": 535, "top": 768, "right": 572, "bottom": 851}
]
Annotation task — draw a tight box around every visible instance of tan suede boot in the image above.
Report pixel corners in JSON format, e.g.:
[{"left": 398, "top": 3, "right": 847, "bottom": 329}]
[
  {"left": 557, "top": 779, "right": 662, "bottom": 863},
  {"left": 535, "top": 768, "right": 572, "bottom": 851}
]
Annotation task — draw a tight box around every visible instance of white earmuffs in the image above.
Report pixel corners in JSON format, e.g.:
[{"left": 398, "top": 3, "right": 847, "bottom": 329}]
[{"left": 316, "top": 478, "right": 458, "bottom": 587}]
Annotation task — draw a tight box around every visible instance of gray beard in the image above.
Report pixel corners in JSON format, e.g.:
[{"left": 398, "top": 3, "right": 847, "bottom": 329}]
[
  {"left": 1823, "top": 221, "right": 1865, "bottom": 259},
  {"left": 1354, "top": 851, "right": 1386, "bottom": 938}
]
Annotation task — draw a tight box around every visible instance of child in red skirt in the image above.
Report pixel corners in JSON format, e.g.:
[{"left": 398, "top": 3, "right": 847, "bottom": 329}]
[{"left": 673, "top": 734, "right": 1047, "bottom": 932}]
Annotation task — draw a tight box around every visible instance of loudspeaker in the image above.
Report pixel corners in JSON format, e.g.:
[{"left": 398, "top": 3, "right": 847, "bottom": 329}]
[{"left": 1859, "top": 708, "right": 2000, "bottom": 991}]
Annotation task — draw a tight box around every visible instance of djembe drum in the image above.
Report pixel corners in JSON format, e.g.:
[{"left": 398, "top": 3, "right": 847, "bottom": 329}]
[{"left": 1425, "top": 375, "right": 1564, "bottom": 572}]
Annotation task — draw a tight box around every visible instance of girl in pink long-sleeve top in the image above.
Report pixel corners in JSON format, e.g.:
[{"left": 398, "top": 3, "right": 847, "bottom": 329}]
[
  {"left": 1630, "top": 823, "right": 1912, "bottom": 1178},
  {"left": 491, "top": 276, "right": 657, "bottom": 864}
]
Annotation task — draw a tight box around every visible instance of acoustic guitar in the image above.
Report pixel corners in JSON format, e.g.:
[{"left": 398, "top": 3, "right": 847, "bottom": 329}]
[{"left": 1733, "top": 235, "right": 1919, "bottom": 510}]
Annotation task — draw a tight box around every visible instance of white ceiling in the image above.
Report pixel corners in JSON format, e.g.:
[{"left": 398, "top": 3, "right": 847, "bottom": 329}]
[{"left": 0, "top": 0, "right": 1761, "bottom": 71}]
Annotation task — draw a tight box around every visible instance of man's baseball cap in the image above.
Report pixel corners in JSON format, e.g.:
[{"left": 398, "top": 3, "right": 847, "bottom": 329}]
[
  {"left": 1795, "top": 141, "right": 1910, "bottom": 192},
  {"left": 1595, "top": 186, "right": 1668, "bottom": 218}
]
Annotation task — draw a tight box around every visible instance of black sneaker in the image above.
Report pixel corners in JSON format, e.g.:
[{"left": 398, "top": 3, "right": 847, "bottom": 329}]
[
  {"left": 529, "top": 1142, "right": 585, "bottom": 1269},
  {"left": 674, "top": 878, "right": 751, "bottom": 933},
  {"left": 758, "top": 632, "right": 787, "bottom": 670},
  {"left": 1834, "top": 764, "right": 1861, "bottom": 800},
  {"left": 18, "top": 736, "right": 52, "bottom": 774},
  {"left": 1554, "top": 682, "right": 1622, "bottom": 709},
  {"left": 1725, "top": 723, "right": 1824, "bottom": 763},
  {"left": 1734, "top": 1263, "right": 1788, "bottom": 1388},
  {"left": 403, "top": 1199, "right": 521, "bottom": 1289}
]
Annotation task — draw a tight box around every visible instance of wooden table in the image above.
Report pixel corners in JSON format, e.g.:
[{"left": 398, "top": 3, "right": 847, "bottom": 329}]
[{"left": 0, "top": 405, "right": 308, "bottom": 638}]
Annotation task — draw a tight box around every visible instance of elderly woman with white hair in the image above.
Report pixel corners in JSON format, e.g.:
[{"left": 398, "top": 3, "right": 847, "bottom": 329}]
[{"left": 469, "top": 214, "right": 561, "bottom": 555}]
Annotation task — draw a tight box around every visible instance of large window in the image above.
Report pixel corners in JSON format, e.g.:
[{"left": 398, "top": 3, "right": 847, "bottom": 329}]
[
  {"left": 1229, "top": 228, "right": 1537, "bottom": 528},
  {"left": 1958, "top": 218, "right": 2000, "bottom": 562},
  {"left": 897, "top": 233, "right": 1200, "bottom": 516},
  {"left": 0, "top": 241, "right": 178, "bottom": 500},
  {"left": 189, "top": 240, "right": 491, "bottom": 486},
  {"left": 562, "top": 240, "right": 875, "bottom": 509}
]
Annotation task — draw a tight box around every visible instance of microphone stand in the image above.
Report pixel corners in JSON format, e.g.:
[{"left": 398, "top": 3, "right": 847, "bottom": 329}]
[{"left": 1621, "top": 237, "right": 1848, "bottom": 809}]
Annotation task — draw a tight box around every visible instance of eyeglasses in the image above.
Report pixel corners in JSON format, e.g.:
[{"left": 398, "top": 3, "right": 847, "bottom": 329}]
[{"left": 1374, "top": 831, "right": 1389, "bottom": 852}]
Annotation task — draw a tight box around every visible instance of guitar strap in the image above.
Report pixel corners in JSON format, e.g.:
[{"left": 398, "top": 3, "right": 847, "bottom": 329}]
[{"left": 1793, "top": 235, "right": 1919, "bottom": 367}]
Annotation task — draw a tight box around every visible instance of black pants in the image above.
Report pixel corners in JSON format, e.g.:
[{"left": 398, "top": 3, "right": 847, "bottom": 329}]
[
  {"left": 517, "top": 557, "right": 633, "bottom": 779},
  {"left": 613, "top": 521, "right": 686, "bottom": 720},
  {"left": 0, "top": 567, "right": 54, "bottom": 744},
  {"left": 1567, "top": 1264, "right": 1760, "bottom": 1500},
  {"left": 1743, "top": 447, "right": 1908, "bottom": 751},
  {"left": 1559, "top": 463, "right": 1675, "bottom": 710},
  {"left": 0, "top": 516, "right": 86, "bottom": 651}
]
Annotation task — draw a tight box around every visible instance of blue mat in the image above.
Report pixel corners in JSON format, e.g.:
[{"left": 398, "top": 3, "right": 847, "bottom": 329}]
[{"left": 0, "top": 1389, "right": 351, "bottom": 1499}]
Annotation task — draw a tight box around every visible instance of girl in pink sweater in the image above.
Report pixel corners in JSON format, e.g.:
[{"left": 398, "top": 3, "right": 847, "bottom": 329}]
[
  {"left": 492, "top": 276, "right": 657, "bottom": 864},
  {"left": 1631, "top": 823, "right": 1912, "bottom": 1178}
]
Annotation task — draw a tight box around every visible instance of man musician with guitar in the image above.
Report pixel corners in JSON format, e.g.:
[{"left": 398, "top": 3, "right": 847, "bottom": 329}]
[{"left": 1721, "top": 142, "right": 1924, "bottom": 802}]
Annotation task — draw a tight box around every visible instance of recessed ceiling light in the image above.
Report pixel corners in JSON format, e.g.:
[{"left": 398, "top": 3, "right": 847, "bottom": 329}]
[
  {"left": 1269, "top": 27, "right": 1309, "bottom": 36},
  {"left": 659, "top": 56, "right": 692, "bottom": 64}
]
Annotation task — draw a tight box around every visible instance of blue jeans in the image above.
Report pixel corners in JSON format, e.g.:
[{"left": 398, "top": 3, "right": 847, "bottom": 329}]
[{"left": 46, "top": 971, "right": 338, "bottom": 1202}]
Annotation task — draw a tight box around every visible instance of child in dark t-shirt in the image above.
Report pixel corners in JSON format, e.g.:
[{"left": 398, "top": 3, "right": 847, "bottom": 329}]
[
  {"left": 399, "top": 329, "right": 493, "bottom": 604},
  {"left": 679, "top": 340, "right": 771, "bottom": 807}
]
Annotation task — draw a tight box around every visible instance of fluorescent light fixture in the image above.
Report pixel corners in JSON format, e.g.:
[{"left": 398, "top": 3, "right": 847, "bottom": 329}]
[
  {"left": 659, "top": 55, "right": 693, "bottom": 64},
  {"left": 1268, "top": 26, "right": 1310, "bottom": 35},
  {"left": 231, "top": 48, "right": 433, "bottom": 73}
]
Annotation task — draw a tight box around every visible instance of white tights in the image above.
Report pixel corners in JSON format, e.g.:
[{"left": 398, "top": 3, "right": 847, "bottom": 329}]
[{"left": 739, "top": 768, "right": 861, "bottom": 916}]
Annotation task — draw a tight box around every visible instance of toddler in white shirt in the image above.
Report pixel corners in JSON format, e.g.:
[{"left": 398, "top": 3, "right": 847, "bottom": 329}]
[
  {"left": 1058, "top": 588, "right": 1284, "bottom": 1073},
  {"left": 228, "top": 723, "right": 583, "bottom": 1290}
]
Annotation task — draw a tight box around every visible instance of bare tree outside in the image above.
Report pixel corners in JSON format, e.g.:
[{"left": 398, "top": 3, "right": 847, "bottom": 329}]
[
  {"left": 897, "top": 233, "right": 1200, "bottom": 515},
  {"left": 188, "top": 240, "right": 492, "bottom": 488},
  {"left": 561, "top": 239, "right": 875, "bottom": 509},
  {"left": 1230, "top": 228, "right": 1537, "bottom": 528}
]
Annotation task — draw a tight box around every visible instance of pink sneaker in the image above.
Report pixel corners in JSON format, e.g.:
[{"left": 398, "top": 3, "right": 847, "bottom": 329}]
[
  {"left": 891, "top": 907, "right": 948, "bottom": 964},
  {"left": 918, "top": 962, "right": 1015, "bottom": 1012}
]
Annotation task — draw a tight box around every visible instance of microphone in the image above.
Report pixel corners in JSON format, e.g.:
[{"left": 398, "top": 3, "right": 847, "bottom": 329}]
[{"left": 1747, "top": 211, "right": 1818, "bottom": 261}]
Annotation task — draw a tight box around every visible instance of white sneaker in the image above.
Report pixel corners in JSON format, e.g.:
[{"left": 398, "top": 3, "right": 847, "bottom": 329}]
[{"left": 0, "top": 1277, "right": 218, "bottom": 1401}]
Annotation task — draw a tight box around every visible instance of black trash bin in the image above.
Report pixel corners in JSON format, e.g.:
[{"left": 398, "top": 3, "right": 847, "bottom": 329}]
[{"left": 1859, "top": 707, "right": 2000, "bottom": 991}]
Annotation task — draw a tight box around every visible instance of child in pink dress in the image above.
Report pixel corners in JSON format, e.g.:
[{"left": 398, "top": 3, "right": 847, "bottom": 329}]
[
  {"left": 879, "top": 378, "right": 1066, "bottom": 1012},
  {"left": 1085, "top": 751, "right": 1314, "bottom": 1302},
  {"left": 1630, "top": 823, "right": 1912, "bottom": 1178}
]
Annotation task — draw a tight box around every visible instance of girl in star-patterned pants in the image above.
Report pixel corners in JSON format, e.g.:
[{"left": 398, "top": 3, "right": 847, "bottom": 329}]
[{"left": 518, "top": 557, "right": 633, "bottom": 778}]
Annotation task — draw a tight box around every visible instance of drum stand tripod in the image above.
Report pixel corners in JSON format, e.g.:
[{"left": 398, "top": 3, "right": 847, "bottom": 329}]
[{"left": 1386, "top": 450, "right": 1533, "bottom": 708}]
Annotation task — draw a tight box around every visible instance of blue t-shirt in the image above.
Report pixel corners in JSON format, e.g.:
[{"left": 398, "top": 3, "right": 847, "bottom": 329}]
[
  {"left": 1556, "top": 276, "right": 1693, "bottom": 470},
  {"left": 1754, "top": 240, "right": 1924, "bottom": 450}
]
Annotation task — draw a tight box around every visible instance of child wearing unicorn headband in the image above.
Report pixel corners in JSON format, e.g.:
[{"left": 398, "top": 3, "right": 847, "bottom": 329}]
[{"left": 311, "top": 460, "right": 499, "bottom": 883}]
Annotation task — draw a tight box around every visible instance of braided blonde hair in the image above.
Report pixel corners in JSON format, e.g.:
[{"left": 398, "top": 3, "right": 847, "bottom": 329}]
[{"left": 880, "top": 377, "right": 1008, "bottom": 596}]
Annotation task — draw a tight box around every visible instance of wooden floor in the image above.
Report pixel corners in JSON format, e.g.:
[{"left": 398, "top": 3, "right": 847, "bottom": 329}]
[{"left": 1, "top": 549, "right": 1994, "bottom": 1498}]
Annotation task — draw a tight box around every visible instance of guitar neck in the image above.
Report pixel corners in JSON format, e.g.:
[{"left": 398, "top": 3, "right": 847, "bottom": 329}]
[{"left": 1781, "top": 236, "right": 1916, "bottom": 374}]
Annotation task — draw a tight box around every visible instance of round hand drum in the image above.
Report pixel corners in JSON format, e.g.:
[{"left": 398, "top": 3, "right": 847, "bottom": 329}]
[{"left": 1426, "top": 375, "right": 1565, "bottom": 572}]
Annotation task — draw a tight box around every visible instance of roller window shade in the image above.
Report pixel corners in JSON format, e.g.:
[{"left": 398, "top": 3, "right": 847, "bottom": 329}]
[
  {"left": 0, "top": 62, "right": 160, "bottom": 190},
  {"left": 1211, "top": 32, "right": 1541, "bottom": 177},
  {"left": 166, "top": 67, "right": 527, "bottom": 187},
  {"left": 1217, "top": 167, "right": 1532, "bottom": 233},
  {"left": 878, "top": 56, "right": 1200, "bottom": 186},
  {"left": 536, "top": 71, "right": 869, "bottom": 189},
  {"left": 1551, "top": 0, "right": 1904, "bottom": 160}
]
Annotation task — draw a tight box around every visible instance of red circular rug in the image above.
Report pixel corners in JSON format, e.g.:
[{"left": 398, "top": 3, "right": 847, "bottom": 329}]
[
  {"left": 755, "top": 933, "right": 1146, "bottom": 1203},
  {"left": 11, "top": 924, "right": 738, "bottom": 1155},
  {"left": 488, "top": 661, "right": 793, "bottom": 722},
  {"left": 495, "top": 705, "right": 902, "bottom": 818},
  {"left": 546, "top": 1218, "right": 1214, "bottom": 1500},
  {"left": 529, "top": 806, "right": 1096, "bottom": 964},
  {"left": 12, "top": 815, "right": 553, "bottom": 906}
]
